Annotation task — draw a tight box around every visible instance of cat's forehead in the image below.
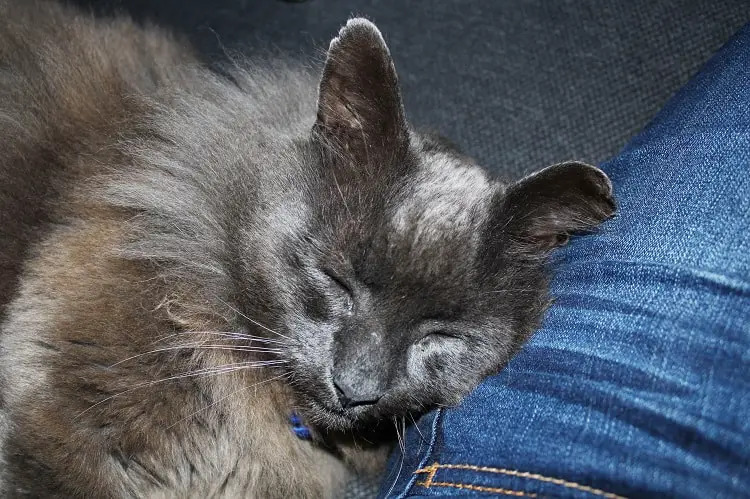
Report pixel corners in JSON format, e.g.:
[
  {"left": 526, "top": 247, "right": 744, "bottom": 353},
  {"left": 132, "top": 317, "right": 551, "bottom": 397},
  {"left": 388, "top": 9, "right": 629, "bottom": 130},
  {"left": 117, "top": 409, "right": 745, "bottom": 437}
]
[{"left": 391, "top": 150, "right": 496, "bottom": 242}]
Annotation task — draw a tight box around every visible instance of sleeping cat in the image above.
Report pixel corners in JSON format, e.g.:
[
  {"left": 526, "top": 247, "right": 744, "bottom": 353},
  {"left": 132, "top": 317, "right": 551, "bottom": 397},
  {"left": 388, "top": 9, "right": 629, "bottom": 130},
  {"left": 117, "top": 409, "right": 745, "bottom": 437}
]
[{"left": 0, "top": 0, "right": 615, "bottom": 497}]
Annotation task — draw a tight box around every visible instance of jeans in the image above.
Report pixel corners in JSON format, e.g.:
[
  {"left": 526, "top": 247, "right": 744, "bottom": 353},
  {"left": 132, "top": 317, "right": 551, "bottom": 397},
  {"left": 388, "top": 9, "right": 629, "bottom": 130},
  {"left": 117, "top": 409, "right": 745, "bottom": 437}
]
[{"left": 380, "top": 23, "right": 750, "bottom": 499}]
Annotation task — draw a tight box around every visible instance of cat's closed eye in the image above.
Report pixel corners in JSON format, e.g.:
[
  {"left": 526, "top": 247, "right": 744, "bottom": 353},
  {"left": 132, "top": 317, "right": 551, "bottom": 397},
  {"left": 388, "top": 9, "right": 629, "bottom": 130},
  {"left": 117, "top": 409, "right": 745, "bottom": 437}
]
[
  {"left": 413, "top": 329, "right": 465, "bottom": 356},
  {"left": 408, "top": 329, "right": 468, "bottom": 378},
  {"left": 423, "top": 330, "right": 462, "bottom": 341},
  {"left": 321, "top": 268, "right": 354, "bottom": 313}
]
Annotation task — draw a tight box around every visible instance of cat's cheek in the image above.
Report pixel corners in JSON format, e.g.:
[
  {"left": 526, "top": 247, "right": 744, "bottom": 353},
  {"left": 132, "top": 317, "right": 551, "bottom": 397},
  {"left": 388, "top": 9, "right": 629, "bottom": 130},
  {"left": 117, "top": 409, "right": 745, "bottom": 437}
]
[
  {"left": 405, "top": 341, "right": 430, "bottom": 380},
  {"left": 405, "top": 337, "right": 467, "bottom": 381},
  {"left": 282, "top": 313, "right": 338, "bottom": 368}
]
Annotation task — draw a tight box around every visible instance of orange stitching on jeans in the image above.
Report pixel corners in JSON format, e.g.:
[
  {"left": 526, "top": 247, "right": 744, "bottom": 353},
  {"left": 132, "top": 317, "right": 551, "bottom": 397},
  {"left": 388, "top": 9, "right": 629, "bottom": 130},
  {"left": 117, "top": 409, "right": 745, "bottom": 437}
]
[
  {"left": 414, "top": 463, "right": 627, "bottom": 499},
  {"left": 415, "top": 480, "right": 537, "bottom": 497},
  {"left": 418, "top": 463, "right": 439, "bottom": 487}
]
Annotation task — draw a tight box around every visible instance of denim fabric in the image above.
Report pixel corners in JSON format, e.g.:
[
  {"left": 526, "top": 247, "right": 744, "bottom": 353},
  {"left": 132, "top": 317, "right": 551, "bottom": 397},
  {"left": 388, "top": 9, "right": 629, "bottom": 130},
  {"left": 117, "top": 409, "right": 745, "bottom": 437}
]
[{"left": 380, "top": 24, "right": 750, "bottom": 499}]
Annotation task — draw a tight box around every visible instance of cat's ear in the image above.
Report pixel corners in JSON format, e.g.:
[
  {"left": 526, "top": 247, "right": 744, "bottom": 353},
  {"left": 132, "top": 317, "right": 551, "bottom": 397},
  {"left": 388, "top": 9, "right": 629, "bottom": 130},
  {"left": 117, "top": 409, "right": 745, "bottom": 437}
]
[
  {"left": 488, "top": 162, "right": 616, "bottom": 257},
  {"left": 314, "top": 18, "right": 409, "bottom": 165}
]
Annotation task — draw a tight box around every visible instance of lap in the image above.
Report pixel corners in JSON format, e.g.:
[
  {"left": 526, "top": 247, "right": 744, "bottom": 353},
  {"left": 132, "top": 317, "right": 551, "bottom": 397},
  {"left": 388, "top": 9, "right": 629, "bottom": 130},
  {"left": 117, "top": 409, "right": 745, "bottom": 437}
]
[{"left": 381, "top": 23, "right": 750, "bottom": 499}]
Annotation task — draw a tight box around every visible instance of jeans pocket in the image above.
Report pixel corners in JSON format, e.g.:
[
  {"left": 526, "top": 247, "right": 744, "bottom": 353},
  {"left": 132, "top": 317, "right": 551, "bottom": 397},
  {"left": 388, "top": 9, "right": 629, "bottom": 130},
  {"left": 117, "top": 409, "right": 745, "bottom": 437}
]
[{"left": 410, "top": 463, "right": 626, "bottom": 498}]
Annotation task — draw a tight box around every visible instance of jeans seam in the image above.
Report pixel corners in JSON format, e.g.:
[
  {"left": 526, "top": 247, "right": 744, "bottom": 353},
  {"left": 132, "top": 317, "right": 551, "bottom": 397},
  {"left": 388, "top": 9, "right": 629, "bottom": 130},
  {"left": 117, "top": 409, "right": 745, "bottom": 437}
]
[
  {"left": 413, "top": 463, "right": 627, "bottom": 499},
  {"left": 413, "top": 479, "right": 537, "bottom": 497},
  {"left": 393, "top": 409, "right": 442, "bottom": 499}
]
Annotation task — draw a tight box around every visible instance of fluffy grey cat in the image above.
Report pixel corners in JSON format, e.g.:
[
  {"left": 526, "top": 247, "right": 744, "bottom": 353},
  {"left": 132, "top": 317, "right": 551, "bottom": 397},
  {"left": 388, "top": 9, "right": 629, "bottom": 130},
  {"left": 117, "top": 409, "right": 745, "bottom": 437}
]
[{"left": 0, "top": 0, "right": 615, "bottom": 497}]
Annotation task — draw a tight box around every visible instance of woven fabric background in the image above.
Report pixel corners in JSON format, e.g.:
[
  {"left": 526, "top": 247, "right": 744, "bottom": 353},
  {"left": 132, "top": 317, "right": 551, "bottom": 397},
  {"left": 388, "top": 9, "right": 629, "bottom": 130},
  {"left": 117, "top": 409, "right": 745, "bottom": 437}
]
[
  {"left": 72, "top": 0, "right": 750, "bottom": 496},
  {"left": 78, "top": 0, "right": 749, "bottom": 180}
]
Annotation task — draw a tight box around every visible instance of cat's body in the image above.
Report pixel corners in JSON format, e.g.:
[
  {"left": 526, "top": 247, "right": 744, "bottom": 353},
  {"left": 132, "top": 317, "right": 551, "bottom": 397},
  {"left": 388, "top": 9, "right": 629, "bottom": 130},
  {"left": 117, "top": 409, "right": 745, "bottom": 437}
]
[
  {"left": 0, "top": 1, "right": 615, "bottom": 497},
  {"left": 0, "top": 2, "right": 351, "bottom": 497}
]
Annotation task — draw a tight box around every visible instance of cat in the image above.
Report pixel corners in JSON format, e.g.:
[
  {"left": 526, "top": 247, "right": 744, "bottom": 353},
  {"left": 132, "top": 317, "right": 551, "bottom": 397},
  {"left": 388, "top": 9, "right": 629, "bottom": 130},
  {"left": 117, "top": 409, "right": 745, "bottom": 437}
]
[{"left": 0, "top": 0, "right": 615, "bottom": 497}]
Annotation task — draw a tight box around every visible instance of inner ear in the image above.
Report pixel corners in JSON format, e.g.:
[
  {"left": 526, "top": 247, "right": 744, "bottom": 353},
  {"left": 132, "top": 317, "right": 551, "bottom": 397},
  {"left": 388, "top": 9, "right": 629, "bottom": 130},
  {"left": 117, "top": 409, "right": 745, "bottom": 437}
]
[
  {"left": 489, "top": 161, "right": 616, "bottom": 257},
  {"left": 314, "top": 18, "right": 409, "bottom": 166}
]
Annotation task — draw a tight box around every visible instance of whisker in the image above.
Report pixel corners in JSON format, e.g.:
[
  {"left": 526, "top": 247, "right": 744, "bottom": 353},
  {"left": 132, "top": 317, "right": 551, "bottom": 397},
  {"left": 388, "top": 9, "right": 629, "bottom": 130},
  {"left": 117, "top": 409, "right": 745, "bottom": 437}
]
[
  {"left": 385, "top": 416, "right": 406, "bottom": 498},
  {"left": 177, "top": 331, "right": 286, "bottom": 344},
  {"left": 166, "top": 371, "right": 293, "bottom": 430},
  {"left": 183, "top": 362, "right": 289, "bottom": 381},
  {"left": 185, "top": 361, "right": 290, "bottom": 378},
  {"left": 401, "top": 417, "right": 407, "bottom": 452},
  {"left": 408, "top": 411, "right": 425, "bottom": 442},
  {"left": 76, "top": 362, "right": 288, "bottom": 418},
  {"left": 149, "top": 331, "right": 286, "bottom": 347},
  {"left": 109, "top": 344, "right": 284, "bottom": 368},
  {"left": 216, "top": 297, "right": 294, "bottom": 342}
]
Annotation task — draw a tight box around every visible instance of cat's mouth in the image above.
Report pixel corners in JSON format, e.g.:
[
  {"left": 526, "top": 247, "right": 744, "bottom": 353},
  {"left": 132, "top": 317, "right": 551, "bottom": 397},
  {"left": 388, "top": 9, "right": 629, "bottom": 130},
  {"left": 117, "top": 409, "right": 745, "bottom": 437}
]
[
  {"left": 285, "top": 363, "right": 413, "bottom": 430},
  {"left": 301, "top": 390, "right": 390, "bottom": 431},
  {"left": 321, "top": 396, "right": 380, "bottom": 423}
]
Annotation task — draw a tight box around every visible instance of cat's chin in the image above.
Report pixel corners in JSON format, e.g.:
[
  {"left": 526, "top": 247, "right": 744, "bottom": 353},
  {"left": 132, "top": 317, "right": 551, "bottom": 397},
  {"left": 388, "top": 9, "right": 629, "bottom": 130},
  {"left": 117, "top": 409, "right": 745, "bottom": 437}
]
[{"left": 301, "top": 398, "right": 386, "bottom": 432}]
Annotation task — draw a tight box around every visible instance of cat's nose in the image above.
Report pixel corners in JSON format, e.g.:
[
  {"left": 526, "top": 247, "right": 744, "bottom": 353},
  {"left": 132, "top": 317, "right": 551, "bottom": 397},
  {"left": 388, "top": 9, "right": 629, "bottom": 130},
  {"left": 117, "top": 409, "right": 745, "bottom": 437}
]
[{"left": 333, "top": 377, "right": 383, "bottom": 409}]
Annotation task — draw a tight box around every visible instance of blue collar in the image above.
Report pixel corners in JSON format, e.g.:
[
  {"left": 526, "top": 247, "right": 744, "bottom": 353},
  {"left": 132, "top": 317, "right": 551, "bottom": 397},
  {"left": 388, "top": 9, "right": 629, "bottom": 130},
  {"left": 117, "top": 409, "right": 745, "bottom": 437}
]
[{"left": 290, "top": 412, "right": 312, "bottom": 440}]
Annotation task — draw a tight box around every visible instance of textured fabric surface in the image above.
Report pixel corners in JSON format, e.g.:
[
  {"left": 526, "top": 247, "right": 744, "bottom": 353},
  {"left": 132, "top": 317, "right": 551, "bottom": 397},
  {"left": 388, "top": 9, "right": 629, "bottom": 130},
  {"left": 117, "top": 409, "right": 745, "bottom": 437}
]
[
  {"left": 382, "top": 23, "right": 750, "bottom": 498},
  {"left": 66, "top": 1, "right": 750, "bottom": 497},
  {"left": 76, "top": 0, "right": 749, "bottom": 180}
]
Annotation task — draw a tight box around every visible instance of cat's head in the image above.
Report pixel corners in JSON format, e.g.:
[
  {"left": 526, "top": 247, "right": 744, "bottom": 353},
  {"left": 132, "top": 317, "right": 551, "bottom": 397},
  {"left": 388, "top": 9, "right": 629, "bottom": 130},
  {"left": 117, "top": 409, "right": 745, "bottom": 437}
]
[
  {"left": 258, "top": 19, "right": 615, "bottom": 431},
  {"left": 107, "top": 18, "right": 614, "bottom": 433}
]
